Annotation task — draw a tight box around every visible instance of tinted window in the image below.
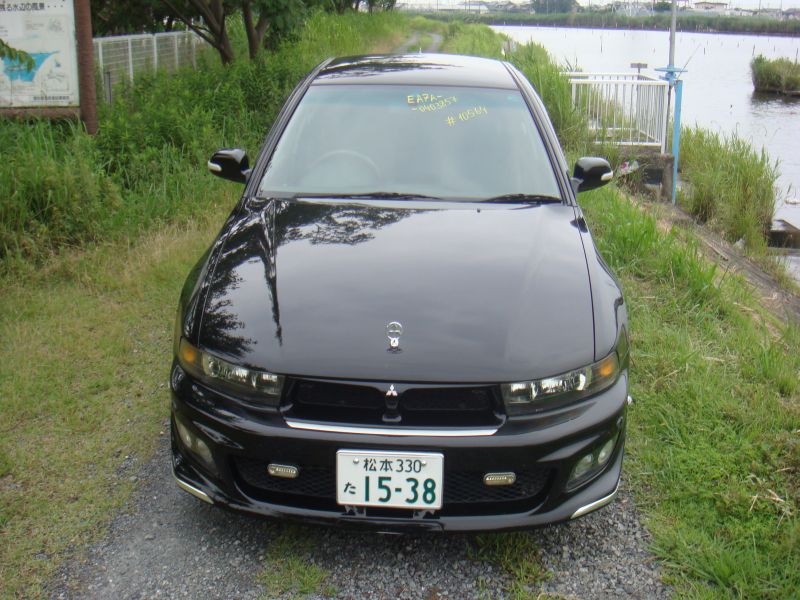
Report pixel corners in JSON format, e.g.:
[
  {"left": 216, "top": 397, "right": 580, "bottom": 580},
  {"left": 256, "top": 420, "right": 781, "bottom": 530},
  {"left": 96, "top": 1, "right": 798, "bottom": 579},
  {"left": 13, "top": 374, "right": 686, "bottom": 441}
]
[{"left": 258, "top": 84, "right": 561, "bottom": 200}]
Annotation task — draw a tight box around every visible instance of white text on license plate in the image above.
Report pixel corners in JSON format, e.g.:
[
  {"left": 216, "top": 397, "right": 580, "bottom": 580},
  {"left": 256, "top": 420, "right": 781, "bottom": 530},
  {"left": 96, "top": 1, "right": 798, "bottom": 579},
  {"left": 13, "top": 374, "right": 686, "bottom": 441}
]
[{"left": 336, "top": 450, "right": 444, "bottom": 510}]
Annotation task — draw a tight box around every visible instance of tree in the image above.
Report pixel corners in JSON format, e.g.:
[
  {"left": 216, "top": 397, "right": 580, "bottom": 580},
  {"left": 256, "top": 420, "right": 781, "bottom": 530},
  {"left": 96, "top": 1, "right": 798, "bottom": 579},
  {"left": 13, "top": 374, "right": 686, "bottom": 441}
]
[
  {"left": 160, "top": 0, "right": 237, "bottom": 64},
  {"left": 91, "top": 0, "right": 186, "bottom": 35},
  {"left": 653, "top": 1, "right": 672, "bottom": 12}
]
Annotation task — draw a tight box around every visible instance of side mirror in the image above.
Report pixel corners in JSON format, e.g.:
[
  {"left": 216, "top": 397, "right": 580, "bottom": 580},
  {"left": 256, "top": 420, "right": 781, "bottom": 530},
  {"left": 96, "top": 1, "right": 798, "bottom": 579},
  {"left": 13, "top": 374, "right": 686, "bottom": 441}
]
[
  {"left": 207, "top": 149, "right": 250, "bottom": 184},
  {"left": 573, "top": 157, "right": 613, "bottom": 193}
]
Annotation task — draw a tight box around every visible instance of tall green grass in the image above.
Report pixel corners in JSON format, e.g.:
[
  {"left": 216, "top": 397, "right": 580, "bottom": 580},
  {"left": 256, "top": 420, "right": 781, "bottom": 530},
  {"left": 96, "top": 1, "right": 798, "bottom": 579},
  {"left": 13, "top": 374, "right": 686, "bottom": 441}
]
[
  {"left": 0, "top": 10, "right": 406, "bottom": 271},
  {"left": 680, "top": 127, "right": 778, "bottom": 252},
  {"left": 433, "top": 11, "right": 800, "bottom": 36},
  {"left": 751, "top": 54, "right": 800, "bottom": 95},
  {"left": 582, "top": 187, "right": 800, "bottom": 599}
]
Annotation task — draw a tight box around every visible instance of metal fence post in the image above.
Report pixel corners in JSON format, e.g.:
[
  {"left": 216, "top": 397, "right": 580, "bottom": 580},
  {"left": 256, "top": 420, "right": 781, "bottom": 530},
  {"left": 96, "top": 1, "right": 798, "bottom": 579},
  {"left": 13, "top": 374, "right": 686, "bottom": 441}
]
[
  {"left": 97, "top": 40, "right": 104, "bottom": 73},
  {"left": 127, "top": 37, "right": 134, "bottom": 82},
  {"left": 152, "top": 36, "right": 158, "bottom": 72},
  {"left": 104, "top": 71, "right": 112, "bottom": 103}
]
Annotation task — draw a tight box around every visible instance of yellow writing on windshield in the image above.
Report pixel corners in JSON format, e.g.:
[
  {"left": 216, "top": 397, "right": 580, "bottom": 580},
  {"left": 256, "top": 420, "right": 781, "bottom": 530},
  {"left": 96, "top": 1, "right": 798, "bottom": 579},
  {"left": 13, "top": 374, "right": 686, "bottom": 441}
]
[
  {"left": 445, "top": 106, "right": 488, "bottom": 126},
  {"left": 407, "top": 93, "right": 458, "bottom": 113}
]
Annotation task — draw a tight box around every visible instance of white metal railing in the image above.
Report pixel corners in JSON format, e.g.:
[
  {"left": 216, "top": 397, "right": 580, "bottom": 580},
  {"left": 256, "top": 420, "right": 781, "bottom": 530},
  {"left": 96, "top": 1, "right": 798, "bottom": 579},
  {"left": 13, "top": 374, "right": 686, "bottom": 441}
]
[
  {"left": 565, "top": 72, "right": 670, "bottom": 154},
  {"left": 93, "top": 31, "right": 204, "bottom": 101}
]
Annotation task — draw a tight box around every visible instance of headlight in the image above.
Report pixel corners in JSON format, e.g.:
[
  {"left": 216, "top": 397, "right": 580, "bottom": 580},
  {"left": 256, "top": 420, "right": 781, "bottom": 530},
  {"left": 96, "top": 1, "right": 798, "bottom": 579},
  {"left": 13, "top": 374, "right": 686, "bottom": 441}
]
[
  {"left": 501, "top": 330, "right": 629, "bottom": 416},
  {"left": 177, "top": 338, "right": 284, "bottom": 405}
]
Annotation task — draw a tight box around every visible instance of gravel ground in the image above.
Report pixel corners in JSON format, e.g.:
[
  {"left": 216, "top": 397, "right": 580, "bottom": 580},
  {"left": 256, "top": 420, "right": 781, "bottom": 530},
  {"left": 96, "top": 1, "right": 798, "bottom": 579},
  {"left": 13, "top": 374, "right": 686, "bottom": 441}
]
[{"left": 49, "top": 430, "right": 667, "bottom": 600}]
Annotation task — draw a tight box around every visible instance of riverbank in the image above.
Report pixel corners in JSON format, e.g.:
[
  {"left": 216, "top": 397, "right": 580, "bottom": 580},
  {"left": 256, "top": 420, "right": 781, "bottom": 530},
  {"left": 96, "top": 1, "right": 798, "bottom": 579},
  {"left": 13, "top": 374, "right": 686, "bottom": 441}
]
[
  {"left": 427, "top": 11, "right": 800, "bottom": 37},
  {"left": 752, "top": 54, "right": 800, "bottom": 96}
]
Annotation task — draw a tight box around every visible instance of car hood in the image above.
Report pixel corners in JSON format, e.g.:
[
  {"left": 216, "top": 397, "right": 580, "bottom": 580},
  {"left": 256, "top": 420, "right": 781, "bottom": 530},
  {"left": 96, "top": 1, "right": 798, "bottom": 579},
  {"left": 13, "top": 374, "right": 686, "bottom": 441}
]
[{"left": 197, "top": 199, "right": 594, "bottom": 383}]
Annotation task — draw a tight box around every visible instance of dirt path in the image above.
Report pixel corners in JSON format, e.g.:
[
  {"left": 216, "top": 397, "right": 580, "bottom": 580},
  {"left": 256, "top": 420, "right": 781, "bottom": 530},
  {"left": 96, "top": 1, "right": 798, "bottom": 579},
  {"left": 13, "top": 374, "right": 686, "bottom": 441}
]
[
  {"left": 49, "top": 434, "right": 666, "bottom": 600},
  {"left": 394, "top": 32, "right": 443, "bottom": 53}
]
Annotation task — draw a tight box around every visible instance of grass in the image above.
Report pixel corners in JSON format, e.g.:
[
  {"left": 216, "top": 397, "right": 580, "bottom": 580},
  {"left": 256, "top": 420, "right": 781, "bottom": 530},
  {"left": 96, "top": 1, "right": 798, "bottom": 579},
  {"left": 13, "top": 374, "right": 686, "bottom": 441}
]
[
  {"left": 582, "top": 186, "right": 800, "bottom": 599},
  {"left": 469, "top": 533, "right": 550, "bottom": 599},
  {"left": 258, "top": 525, "right": 333, "bottom": 598},
  {"left": 0, "top": 202, "right": 233, "bottom": 598},
  {"left": 0, "top": 11, "right": 409, "bottom": 599},
  {"left": 679, "top": 127, "right": 779, "bottom": 253},
  {"left": 751, "top": 55, "right": 800, "bottom": 96}
]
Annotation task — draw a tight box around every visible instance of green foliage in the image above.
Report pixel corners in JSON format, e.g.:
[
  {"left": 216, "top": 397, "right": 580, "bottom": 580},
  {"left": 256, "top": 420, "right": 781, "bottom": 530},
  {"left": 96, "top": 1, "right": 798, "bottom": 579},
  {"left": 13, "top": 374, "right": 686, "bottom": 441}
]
[
  {"left": 0, "top": 10, "right": 406, "bottom": 270},
  {"left": 580, "top": 185, "right": 800, "bottom": 600},
  {"left": 429, "top": 11, "right": 800, "bottom": 36},
  {"left": 90, "top": 0, "right": 188, "bottom": 35},
  {"left": 258, "top": 525, "right": 332, "bottom": 598},
  {"left": 680, "top": 127, "right": 778, "bottom": 252},
  {"left": 751, "top": 54, "right": 800, "bottom": 95},
  {"left": 470, "top": 533, "right": 550, "bottom": 599}
]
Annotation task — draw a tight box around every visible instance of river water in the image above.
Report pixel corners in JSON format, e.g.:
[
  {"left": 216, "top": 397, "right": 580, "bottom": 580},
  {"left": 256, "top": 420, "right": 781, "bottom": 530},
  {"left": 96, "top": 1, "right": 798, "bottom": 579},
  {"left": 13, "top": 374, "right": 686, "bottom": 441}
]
[{"left": 493, "top": 26, "right": 800, "bottom": 218}]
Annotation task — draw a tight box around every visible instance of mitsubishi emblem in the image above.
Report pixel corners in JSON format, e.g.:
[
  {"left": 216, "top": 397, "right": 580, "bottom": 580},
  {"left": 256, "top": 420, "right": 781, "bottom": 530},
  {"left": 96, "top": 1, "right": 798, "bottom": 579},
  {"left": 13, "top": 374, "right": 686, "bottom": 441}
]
[
  {"left": 386, "top": 384, "right": 398, "bottom": 397},
  {"left": 386, "top": 321, "right": 403, "bottom": 351}
]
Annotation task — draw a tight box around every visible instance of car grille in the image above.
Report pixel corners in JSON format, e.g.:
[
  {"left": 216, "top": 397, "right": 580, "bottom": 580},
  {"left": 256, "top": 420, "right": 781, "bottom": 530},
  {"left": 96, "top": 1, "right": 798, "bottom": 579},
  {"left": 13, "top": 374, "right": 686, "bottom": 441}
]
[
  {"left": 282, "top": 378, "right": 504, "bottom": 428},
  {"left": 233, "top": 457, "right": 551, "bottom": 515}
]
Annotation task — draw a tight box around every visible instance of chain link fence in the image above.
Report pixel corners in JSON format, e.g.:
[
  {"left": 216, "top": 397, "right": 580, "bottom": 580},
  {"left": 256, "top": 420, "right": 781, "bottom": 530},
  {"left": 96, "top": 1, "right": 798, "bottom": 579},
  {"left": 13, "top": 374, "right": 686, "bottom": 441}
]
[{"left": 93, "top": 31, "right": 204, "bottom": 102}]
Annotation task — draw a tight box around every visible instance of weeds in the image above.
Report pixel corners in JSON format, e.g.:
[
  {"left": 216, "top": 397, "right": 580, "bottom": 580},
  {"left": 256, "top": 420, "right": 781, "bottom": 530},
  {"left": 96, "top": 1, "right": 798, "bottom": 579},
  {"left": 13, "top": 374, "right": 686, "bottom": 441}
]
[
  {"left": 259, "top": 525, "right": 332, "bottom": 598},
  {"left": 751, "top": 54, "right": 800, "bottom": 95},
  {"left": 469, "top": 532, "right": 550, "bottom": 599},
  {"left": 680, "top": 127, "right": 778, "bottom": 253}
]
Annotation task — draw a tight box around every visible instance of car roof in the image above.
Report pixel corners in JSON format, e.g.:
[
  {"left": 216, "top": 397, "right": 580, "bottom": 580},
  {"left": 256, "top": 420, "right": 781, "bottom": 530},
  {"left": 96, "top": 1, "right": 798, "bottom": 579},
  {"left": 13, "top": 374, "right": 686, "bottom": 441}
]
[{"left": 313, "top": 53, "right": 518, "bottom": 89}]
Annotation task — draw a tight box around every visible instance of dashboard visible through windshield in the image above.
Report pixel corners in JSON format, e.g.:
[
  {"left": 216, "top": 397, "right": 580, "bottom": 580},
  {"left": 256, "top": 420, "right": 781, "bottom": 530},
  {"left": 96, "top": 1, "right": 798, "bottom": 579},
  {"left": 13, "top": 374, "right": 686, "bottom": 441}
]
[{"left": 258, "top": 84, "right": 562, "bottom": 201}]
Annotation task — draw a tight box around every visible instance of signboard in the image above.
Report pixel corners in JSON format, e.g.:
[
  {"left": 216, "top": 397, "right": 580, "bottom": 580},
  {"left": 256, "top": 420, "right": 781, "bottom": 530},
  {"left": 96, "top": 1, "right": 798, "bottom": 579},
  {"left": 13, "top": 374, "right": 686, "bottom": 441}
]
[{"left": 0, "top": 1, "right": 79, "bottom": 108}]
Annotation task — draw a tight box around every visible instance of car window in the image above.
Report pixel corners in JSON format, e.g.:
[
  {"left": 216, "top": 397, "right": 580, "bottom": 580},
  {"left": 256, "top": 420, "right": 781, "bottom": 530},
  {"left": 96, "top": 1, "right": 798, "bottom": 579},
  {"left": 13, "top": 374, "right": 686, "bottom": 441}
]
[{"left": 258, "top": 84, "right": 561, "bottom": 200}]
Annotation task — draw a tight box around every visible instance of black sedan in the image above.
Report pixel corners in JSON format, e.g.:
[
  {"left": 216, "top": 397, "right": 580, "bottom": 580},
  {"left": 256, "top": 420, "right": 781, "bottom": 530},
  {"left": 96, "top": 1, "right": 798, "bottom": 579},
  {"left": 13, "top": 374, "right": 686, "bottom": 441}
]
[{"left": 170, "top": 53, "right": 629, "bottom": 531}]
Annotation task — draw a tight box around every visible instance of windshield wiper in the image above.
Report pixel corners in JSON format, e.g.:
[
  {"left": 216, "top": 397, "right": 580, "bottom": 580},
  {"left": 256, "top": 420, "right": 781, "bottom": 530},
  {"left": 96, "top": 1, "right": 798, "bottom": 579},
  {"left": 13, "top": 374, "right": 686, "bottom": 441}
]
[
  {"left": 479, "top": 194, "right": 562, "bottom": 204},
  {"left": 294, "top": 192, "right": 441, "bottom": 200}
]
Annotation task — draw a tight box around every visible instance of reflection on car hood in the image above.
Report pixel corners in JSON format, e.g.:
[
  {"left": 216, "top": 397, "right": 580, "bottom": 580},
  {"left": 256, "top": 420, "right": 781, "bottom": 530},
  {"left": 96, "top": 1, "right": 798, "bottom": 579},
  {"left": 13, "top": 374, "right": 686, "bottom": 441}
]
[{"left": 197, "top": 200, "right": 594, "bottom": 383}]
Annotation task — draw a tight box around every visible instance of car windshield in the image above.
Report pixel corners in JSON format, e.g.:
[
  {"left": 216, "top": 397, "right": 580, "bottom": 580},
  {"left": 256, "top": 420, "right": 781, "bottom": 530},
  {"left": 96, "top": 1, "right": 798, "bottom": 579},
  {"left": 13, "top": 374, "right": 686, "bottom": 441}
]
[{"left": 257, "top": 84, "right": 562, "bottom": 201}]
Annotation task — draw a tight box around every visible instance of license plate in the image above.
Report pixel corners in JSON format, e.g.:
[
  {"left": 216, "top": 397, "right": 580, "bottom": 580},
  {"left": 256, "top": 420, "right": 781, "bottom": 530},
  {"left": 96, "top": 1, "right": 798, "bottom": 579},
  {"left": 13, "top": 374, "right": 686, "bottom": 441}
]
[{"left": 336, "top": 450, "right": 444, "bottom": 510}]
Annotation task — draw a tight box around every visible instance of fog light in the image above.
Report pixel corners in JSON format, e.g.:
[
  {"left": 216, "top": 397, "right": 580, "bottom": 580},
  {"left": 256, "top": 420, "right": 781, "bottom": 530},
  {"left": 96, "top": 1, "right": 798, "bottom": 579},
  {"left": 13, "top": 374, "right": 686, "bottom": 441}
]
[
  {"left": 572, "top": 453, "right": 594, "bottom": 480},
  {"left": 483, "top": 472, "right": 516, "bottom": 486},
  {"left": 597, "top": 438, "right": 615, "bottom": 465},
  {"left": 268, "top": 463, "right": 299, "bottom": 479},
  {"left": 174, "top": 417, "right": 215, "bottom": 473}
]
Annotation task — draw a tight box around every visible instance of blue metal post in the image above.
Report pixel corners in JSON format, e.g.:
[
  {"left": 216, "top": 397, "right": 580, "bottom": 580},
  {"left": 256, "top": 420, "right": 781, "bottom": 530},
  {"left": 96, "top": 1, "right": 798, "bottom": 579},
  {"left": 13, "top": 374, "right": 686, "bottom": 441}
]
[
  {"left": 671, "top": 79, "right": 683, "bottom": 206},
  {"left": 656, "top": 65, "right": 685, "bottom": 206}
]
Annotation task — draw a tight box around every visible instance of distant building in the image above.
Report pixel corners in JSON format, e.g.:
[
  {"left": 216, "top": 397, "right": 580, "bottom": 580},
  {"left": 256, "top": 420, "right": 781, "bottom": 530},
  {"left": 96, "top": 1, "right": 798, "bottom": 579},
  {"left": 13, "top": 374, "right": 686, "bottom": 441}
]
[{"left": 692, "top": 1, "right": 727, "bottom": 13}]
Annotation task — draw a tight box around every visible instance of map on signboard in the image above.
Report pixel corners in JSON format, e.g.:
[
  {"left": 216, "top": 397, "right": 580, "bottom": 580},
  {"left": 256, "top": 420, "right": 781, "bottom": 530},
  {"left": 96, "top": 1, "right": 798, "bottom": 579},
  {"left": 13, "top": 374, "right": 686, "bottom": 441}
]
[{"left": 0, "top": 1, "right": 79, "bottom": 108}]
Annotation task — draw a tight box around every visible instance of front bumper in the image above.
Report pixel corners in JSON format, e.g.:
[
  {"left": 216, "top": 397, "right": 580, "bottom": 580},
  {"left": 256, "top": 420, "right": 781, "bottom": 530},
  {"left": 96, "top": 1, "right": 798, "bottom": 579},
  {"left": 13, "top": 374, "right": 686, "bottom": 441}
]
[{"left": 170, "top": 368, "right": 627, "bottom": 532}]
